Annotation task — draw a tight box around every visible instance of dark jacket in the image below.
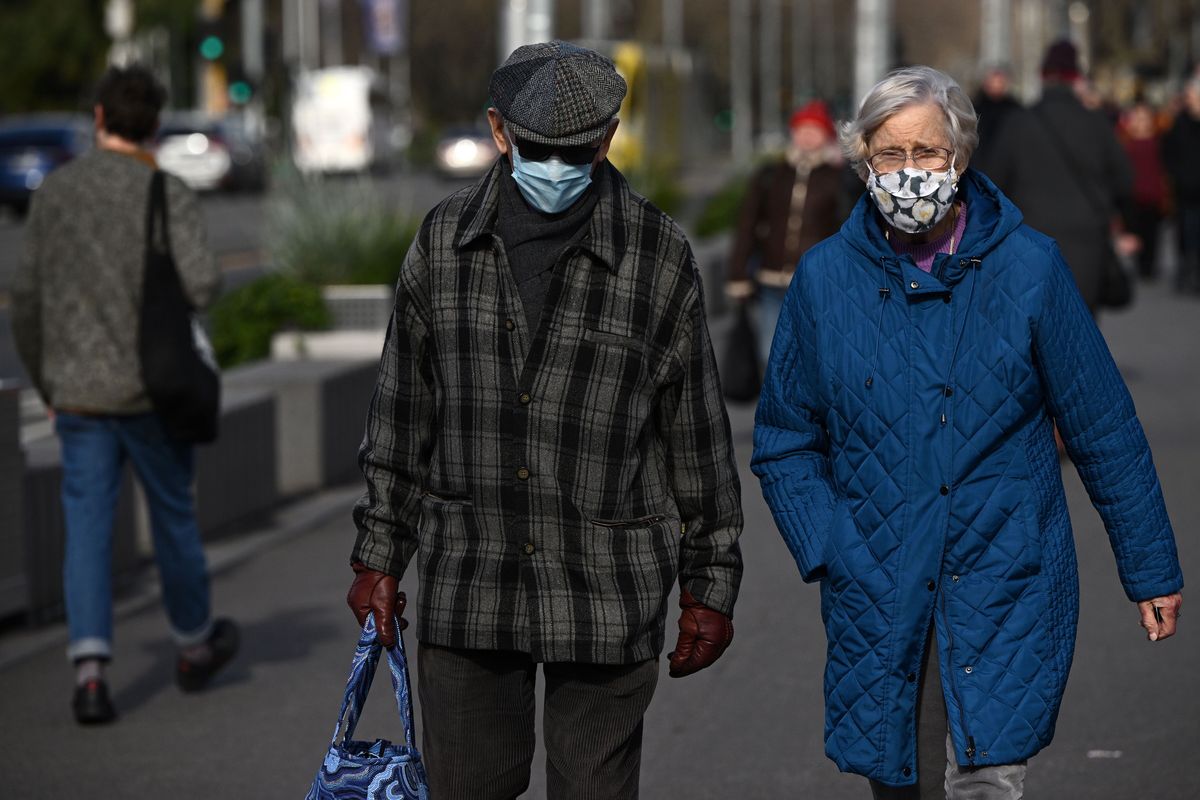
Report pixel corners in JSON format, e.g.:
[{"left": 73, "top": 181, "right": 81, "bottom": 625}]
[
  {"left": 351, "top": 159, "right": 744, "bottom": 664},
  {"left": 753, "top": 169, "right": 1181, "bottom": 785},
  {"left": 976, "top": 84, "right": 1133, "bottom": 309},
  {"left": 1163, "top": 111, "right": 1200, "bottom": 205},
  {"left": 728, "top": 158, "right": 844, "bottom": 285}
]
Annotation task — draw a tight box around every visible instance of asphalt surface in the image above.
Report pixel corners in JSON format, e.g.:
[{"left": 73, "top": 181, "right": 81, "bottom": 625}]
[{"left": 1, "top": 277, "right": 1197, "bottom": 798}]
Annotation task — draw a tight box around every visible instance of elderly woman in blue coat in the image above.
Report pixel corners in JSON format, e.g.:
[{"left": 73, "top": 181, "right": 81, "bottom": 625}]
[{"left": 752, "top": 66, "right": 1184, "bottom": 799}]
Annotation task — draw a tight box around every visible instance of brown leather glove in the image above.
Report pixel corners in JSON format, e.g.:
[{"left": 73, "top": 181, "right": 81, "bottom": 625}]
[
  {"left": 667, "top": 588, "right": 734, "bottom": 678},
  {"left": 347, "top": 562, "right": 407, "bottom": 647}
]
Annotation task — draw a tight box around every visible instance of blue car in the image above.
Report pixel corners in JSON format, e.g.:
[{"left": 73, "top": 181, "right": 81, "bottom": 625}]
[{"left": 0, "top": 114, "right": 93, "bottom": 215}]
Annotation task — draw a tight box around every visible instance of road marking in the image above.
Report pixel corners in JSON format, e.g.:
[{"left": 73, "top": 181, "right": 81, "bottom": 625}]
[{"left": 1086, "top": 750, "right": 1123, "bottom": 759}]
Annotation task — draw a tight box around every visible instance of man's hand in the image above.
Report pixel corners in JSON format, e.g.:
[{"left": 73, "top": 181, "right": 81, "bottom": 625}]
[
  {"left": 1138, "top": 592, "right": 1183, "bottom": 642},
  {"left": 668, "top": 589, "right": 733, "bottom": 678},
  {"left": 347, "top": 562, "right": 407, "bottom": 647}
]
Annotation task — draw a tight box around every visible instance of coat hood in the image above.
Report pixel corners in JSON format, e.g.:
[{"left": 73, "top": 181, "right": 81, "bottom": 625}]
[{"left": 841, "top": 168, "right": 1025, "bottom": 270}]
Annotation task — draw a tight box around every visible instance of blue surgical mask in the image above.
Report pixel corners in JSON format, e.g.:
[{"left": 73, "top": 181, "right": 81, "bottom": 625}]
[{"left": 509, "top": 143, "right": 593, "bottom": 214}]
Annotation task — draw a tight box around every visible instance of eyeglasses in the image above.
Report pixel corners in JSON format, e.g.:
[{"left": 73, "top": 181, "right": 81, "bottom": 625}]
[
  {"left": 867, "top": 146, "right": 953, "bottom": 174},
  {"left": 512, "top": 136, "right": 601, "bottom": 166}
]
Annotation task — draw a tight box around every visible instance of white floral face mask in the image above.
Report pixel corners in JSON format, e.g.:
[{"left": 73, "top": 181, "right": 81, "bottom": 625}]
[{"left": 867, "top": 164, "right": 959, "bottom": 234}]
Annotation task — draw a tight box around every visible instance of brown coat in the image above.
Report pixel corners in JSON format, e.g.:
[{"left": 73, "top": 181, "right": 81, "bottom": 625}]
[{"left": 728, "top": 159, "right": 844, "bottom": 286}]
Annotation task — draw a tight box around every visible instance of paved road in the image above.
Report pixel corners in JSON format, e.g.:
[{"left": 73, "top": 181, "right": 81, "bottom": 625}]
[{"left": 1, "top": 280, "right": 1197, "bottom": 798}]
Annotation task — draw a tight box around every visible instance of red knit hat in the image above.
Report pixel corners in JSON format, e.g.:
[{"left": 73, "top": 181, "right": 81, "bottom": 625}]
[{"left": 789, "top": 100, "right": 836, "bottom": 136}]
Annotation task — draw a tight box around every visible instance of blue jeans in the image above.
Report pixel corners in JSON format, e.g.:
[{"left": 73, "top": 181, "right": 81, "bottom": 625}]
[
  {"left": 56, "top": 412, "right": 212, "bottom": 662},
  {"left": 757, "top": 285, "right": 788, "bottom": 366}
]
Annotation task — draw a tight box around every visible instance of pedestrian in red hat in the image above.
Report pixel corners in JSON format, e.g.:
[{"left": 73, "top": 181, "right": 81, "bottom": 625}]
[{"left": 727, "top": 99, "right": 846, "bottom": 364}]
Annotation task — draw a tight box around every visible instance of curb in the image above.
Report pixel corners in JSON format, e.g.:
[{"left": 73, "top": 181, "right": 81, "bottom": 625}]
[{"left": 0, "top": 484, "right": 362, "bottom": 672}]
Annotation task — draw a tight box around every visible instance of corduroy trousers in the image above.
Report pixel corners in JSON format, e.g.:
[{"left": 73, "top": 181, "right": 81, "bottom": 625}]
[{"left": 417, "top": 643, "right": 658, "bottom": 800}]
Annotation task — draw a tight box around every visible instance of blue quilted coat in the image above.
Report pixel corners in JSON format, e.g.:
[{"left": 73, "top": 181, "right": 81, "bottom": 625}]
[{"left": 752, "top": 169, "right": 1182, "bottom": 786}]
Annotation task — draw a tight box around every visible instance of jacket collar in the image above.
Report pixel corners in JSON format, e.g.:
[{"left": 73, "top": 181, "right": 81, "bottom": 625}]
[{"left": 454, "top": 157, "right": 629, "bottom": 274}]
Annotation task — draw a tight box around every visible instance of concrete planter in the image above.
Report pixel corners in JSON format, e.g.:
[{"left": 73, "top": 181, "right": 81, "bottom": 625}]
[{"left": 320, "top": 284, "right": 393, "bottom": 331}]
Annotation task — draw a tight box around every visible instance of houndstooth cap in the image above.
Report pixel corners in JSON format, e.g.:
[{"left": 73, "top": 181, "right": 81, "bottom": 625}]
[{"left": 490, "top": 40, "right": 627, "bottom": 147}]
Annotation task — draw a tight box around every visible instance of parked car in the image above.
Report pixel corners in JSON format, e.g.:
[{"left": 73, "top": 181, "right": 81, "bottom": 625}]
[
  {"left": 0, "top": 114, "right": 92, "bottom": 215},
  {"left": 155, "top": 112, "right": 266, "bottom": 192},
  {"left": 434, "top": 127, "right": 499, "bottom": 179}
]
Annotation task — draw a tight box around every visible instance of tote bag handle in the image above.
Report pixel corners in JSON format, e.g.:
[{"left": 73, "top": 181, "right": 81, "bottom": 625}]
[{"left": 329, "top": 615, "right": 418, "bottom": 751}]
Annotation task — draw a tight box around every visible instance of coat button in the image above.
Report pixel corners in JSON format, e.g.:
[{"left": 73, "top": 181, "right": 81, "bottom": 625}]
[
  {"left": 519, "top": 392, "right": 532, "bottom": 404},
  {"left": 524, "top": 542, "right": 535, "bottom": 555},
  {"left": 952, "top": 574, "right": 960, "bottom": 582},
  {"left": 910, "top": 280, "right": 920, "bottom": 290},
  {"left": 927, "top": 580, "right": 936, "bottom": 591},
  {"left": 505, "top": 319, "right": 515, "bottom": 331},
  {"left": 902, "top": 767, "right": 912, "bottom": 777},
  {"left": 964, "top": 665, "right": 973, "bottom": 674},
  {"left": 939, "top": 484, "right": 949, "bottom": 496},
  {"left": 943, "top": 293, "right": 952, "bottom": 303},
  {"left": 516, "top": 467, "right": 530, "bottom": 480},
  {"left": 906, "top": 672, "right": 916, "bottom": 682},
  {"left": 944, "top": 386, "right": 953, "bottom": 397}
]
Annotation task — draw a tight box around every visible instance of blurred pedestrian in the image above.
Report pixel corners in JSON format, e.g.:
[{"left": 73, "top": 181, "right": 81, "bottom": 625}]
[
  {"left": 753, "top": 66, "right": 1183, "bottom": 800},
  {"left": 346, "top": 40, "right": 743, "bottom": 799},
  {"left": 1163, "top": 78, "right": 1200, "bottom": 294},
  {"left": 971, "top": 63, "right": 1021, "bottom": 166},
  {"left": 10, "top": 65, "right": 236, "bottom": 726},
  {"left": 726, "top": 99, "right": 844, "bottom": 362},
  {"left": 977, "top": 39, "right": 1135, "bottom": 313},
  {"left": 1119, "top": 98, "right": 1169, "bottom": 280}
]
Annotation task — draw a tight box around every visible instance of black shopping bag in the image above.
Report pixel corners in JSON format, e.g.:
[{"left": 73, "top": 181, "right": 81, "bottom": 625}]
[{"left": 721, "top": 302, "right": 761, "bottom": 404}]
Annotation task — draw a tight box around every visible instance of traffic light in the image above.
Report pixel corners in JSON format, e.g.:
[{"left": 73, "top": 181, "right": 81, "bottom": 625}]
[{"left": 196, "top": 17, "right": 227, "bottom": 62}]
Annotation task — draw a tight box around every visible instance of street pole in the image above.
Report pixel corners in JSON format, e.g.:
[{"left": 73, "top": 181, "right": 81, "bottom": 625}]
[
  {"left": 663, "top": 0, "right": 683, "bottom": 50},
  {"left": 980, "top": 0, "right": 1012, "bottom": 69},
  {"left": 583, "top": 0, "right": 610, "bottom": 42},
  {"left": 731, "top": 0, "right": 754, "bottom": 165},
  {"left": 853, "top": 0, "right": 891, "bottom": 108},
  {"left": 759, "top": 0, "right": 782, "bottom": 137},
  {"left": 501, "top": 0, "right": 554, "bottom": 63},
  {"left": 814, "top": 0, "right": 835, "bottom": 102},
  {"left": 1016, "top": 0, "right": 1044, "bottom": 102},
  {"left": 319, "top": 0, "right": 343, "bottom": 67},
  {"left": 792, "top": 0, "right": 813, "bottom": 106}
]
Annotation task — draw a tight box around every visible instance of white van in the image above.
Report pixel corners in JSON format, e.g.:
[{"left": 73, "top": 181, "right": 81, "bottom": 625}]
[{"left": 291, "top": 67, "right": 375, "bottom": 173}]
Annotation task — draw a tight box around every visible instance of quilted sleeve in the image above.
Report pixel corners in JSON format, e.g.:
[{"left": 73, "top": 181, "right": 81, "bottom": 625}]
[
  {"left": 751, "top": 261, "right": 840, "bottom": 582},
  {"left": 1033, "top": 246, "right": 1183, "bottom": 601}
]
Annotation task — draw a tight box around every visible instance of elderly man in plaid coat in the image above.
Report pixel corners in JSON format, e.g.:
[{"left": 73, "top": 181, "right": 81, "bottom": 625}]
[{"left": 346, "top": 40, "right": 744, "bottom": 799}]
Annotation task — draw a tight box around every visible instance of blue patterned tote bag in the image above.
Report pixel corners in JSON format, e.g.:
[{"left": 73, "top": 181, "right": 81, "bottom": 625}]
[{"left": 306, "top": 616, "right": 429, "bottom": 799}]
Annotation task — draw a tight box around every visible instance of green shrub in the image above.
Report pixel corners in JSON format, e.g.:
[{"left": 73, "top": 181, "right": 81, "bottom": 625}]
[
  {"left": 694, "top": 172, "right": 750, "bottom": 239},
  {"left": 209, "top": 274, "right": 330, "bottom": 368},
  {"left": 267, "top": 167, "right": 419, "bottom": 286}
]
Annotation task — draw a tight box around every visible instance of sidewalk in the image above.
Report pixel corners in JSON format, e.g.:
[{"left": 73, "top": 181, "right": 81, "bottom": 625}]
[{"left": 1, "top": 281, "right": 1198, "bottom": 799}]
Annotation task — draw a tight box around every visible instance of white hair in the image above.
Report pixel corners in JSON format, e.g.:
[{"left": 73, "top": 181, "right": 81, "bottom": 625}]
[{"left": 840, "top": 65, "right": 979, "bottom": 180}]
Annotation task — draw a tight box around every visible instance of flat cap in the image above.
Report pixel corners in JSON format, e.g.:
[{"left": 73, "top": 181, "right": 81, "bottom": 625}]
[{"left": 490, "top": 40, "right": 627, "bottom": 146}]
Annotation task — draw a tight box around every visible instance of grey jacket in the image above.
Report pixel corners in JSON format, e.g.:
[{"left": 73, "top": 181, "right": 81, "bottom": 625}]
[{"left": 12, "top": 149, "right": 220, "bottom": 413}]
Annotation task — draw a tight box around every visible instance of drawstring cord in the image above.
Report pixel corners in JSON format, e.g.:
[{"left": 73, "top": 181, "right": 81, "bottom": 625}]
[
  {"left": 940, "top": 258, "right": 982, "bottom": 425},
  {"left": 866, "top": 258, "right": 891, "bottom": 389}
]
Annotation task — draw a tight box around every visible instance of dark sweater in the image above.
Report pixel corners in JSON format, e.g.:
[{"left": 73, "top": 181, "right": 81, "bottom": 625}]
[
  {"left": 11, "top": 149, "right": 219, "bottom": 412},
  {"left": 495, "top": 160, "right": 600, "bottom": 331}
]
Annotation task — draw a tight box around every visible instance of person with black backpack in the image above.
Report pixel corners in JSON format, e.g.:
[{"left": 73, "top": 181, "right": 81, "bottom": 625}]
[{"left": 10, "top": 65, "right": 237, "bottom": 725}]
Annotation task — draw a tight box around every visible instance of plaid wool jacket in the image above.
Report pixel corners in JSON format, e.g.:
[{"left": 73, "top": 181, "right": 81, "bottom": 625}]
[{"left": 352, "top": 160, "right": 744, "bottom": 664}]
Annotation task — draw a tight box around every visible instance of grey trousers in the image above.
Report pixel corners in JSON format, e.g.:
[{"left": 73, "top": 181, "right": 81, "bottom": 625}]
[
  {"left": 869, "top": 634, "right": 1027, "bottom": 800},
  {"left": 416, "top": 643, "right": 659, "bottom": 800}
]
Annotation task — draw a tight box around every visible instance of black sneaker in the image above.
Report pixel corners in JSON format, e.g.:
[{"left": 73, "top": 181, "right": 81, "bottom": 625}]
[
  {"left": 176, "top": 618, "right": 240, "bottom": 692},
  {"left": 73, "top": 679, "right": 117, "bottom": 725}
]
